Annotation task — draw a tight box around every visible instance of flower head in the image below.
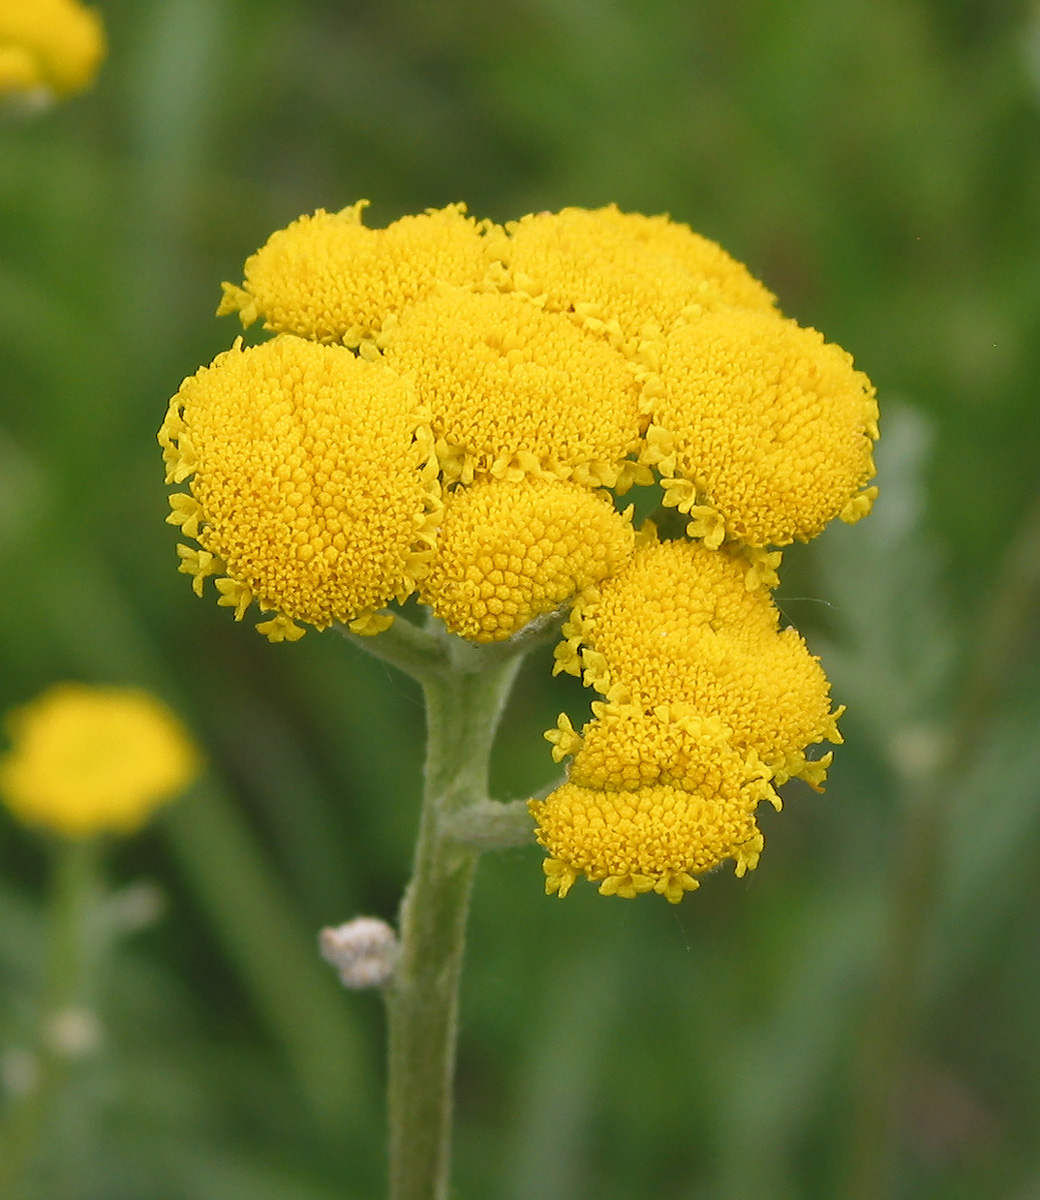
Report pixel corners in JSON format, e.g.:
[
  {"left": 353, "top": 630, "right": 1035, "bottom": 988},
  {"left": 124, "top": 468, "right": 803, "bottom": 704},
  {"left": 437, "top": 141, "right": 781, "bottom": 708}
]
[
  {"left": 485, "top": 204, "right": 776, "bottom": 348},
  {"left": 163, "top": 201, "right": 878, "bottom": 901},
  {"left": 218, "top": 202, "right": 492, "bottom": 347},
  {"left": 530, "top": 775, "right": 768, "bottom": 905},
  {"left": 0, "top": 0, "right": 104, "bottom": 101},
  {"left": 420, "top": 477, "right": 635, "bottom": 642},
  {"left": 0, "top": 684, "right": 198, "bottom": 837},
  {"left": 160, "top": 335, "right": 439, "bottom": 640},
  {"left": 383, "top": 288, "right": 645, "bottom": 488},
  {"left": 557, "top": 537, "right": 842, "bottom": 786},
  {"left": 642, "top": 310, "right": 879, "bottom": 548}
]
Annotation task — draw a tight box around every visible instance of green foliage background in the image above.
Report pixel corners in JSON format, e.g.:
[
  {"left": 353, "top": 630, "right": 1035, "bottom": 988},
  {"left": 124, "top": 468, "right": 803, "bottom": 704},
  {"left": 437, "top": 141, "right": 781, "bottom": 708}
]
[{"left": 1, "top": 1, "right": 1039, "bottom": 1196}]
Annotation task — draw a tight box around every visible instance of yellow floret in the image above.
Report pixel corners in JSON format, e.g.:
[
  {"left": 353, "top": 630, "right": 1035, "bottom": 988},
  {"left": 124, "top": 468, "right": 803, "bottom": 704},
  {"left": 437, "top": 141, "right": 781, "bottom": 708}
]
[
  {"left": 643, "top": 309, "right": 879, "bottom": 548},
  {"left": 578, "top": 206, "right": 777, "bottom": 313},
  {"left": 218, "top": 202, "right": 492, "bottom": 345},
  {"left": 384, "top": 288, "right": 644, "bottom": 487},
  {"left": 0, "top": 0, "right": 104, "bottom": 97},
  {"left": 421, "top": 478, "right": 635, "bottom": 643},
  {"left": 557, "top": 538, "right": 841, "bottom": 785},
  {"left": 159, "top": 335, "right": 440, "bottom": 639},
  {"left": 484, "top": 205, "right": 772, "bottom": 349},
  {"left": 0, "top": 684, "right": 198, "bottom": 838},
  {"left": 565, "top": 703, "right": 776, "bottom": 803},
  {"left": 529, "top": 779, "right": 766, "bottom": 903}
]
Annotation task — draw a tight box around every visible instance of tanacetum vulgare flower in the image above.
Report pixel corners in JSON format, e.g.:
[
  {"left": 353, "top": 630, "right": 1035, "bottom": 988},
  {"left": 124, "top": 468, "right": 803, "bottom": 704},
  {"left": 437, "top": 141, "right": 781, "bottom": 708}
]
[
  {"left": 163, "top": 201, "right": 879, "bottom": 899},
  {"left": 0, "top": 684, "right": 199, "bottom": 837},
  {"left": 0, "top": 0, "right": 104, "bottom": 103},
  {"left": 160, "top": 334, "right": 440, "bottom": 640}
]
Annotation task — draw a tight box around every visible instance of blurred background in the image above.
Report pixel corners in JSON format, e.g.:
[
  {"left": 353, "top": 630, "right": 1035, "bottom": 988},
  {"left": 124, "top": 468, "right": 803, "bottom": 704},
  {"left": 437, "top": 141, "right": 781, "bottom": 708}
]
[{"left": 1, "top": 0, "right": 1039, "bottom": 1196}]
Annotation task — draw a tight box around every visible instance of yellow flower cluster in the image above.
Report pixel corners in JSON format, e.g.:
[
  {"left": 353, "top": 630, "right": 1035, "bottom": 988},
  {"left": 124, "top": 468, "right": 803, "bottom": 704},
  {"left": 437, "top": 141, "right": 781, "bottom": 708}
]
[
  {"left": 162, "top": 201, "right": 878, "bottom": 900},
  {"left": 536, "top": 536, "right": 843, "bottom": 901},
  {"left": 0, "top": 0, "right": 104, "bottom": 102},
  {"left": 0, "top": 684, "right": 198, "bottom": 838}
]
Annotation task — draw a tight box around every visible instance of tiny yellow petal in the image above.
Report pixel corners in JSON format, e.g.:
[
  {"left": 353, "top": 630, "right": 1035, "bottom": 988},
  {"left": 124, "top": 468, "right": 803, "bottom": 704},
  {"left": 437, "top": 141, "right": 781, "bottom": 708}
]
[{"left": 256, "top": 614, "right": 306, "bottom": 643}]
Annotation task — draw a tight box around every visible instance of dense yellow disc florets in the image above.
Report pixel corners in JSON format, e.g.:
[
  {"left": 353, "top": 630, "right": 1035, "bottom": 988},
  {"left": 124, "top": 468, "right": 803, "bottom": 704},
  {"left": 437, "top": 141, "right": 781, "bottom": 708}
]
[
  {"left": 485, "top": 205, "right": 774, "bottom": 348},
  {"left": 0, "top": 0, "right": 104, "bottom": 98},
  {"left": 643, "top": 310, "right": 879, "bottom": 548},
  {"left": 529, "top": 778, "right": 766, "bottom": 904},
  {"left": 164, "top": 199, "right": 878, "bottom": 903},
  {"left": 0, "top": 684, "right": 198, "bottom": 838},
  {"left": 218, "top": 202, "right": 492, "bottom": 346},
  {"left": 556, "top": 538, "right": 841, "bottom": 786},
  {"left": 563, "top": 704, "right": 770, "bottom": 798},
  {"left": 384, "top": 289, "right": 645, "bottom": 487},
  {"left": 420, "top": 478, "right": 635, "bottom": 642},
  {"left": 159, "top": 335, "right": 439, "bottom": 639},
  {"left": 599, "top": 208, "right": 778, "bottom": 313}
]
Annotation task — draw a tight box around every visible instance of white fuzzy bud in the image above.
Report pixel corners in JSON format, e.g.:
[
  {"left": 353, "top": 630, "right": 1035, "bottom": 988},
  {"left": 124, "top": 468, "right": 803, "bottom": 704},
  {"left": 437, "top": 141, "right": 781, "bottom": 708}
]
[{"left": 319, "top": 917, "right": 398, "bottom": 989}]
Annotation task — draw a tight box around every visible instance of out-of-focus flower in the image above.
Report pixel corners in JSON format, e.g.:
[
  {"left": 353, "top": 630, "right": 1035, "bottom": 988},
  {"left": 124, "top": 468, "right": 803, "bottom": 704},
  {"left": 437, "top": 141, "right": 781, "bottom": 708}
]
[
  {"left": 0, "top": 0, "right": 104, "bottom": 103},
  {"left": 0, "top": 684, "right": 198, "bottom": 837},
  {"left": 162, "top": 201, "right": 878, "bottom": 899}
]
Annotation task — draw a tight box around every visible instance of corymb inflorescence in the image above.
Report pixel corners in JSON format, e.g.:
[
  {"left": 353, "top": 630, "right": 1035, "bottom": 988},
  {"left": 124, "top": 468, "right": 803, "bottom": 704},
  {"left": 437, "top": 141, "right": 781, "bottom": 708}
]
[{"left": 160, "top": 201, "right": 879, "bottom": 901}]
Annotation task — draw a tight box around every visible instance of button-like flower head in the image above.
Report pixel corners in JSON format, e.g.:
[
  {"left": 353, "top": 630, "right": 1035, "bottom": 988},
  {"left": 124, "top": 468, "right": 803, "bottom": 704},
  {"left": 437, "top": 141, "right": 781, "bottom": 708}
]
[
  {"left": 0, "top": 0, "right": 104, "bottom": 101},
  {"left": 530, "top": 774, "right": 769, "bottom": 905},
  {"left": 383, "top": 288, "right": 645, "bottom": 488},
  {"left": 218, "top": 202, "right": 493, "bottom": 347},
  {"left": 557, "top": 537, "right": 842, "bottom": 787},
  {"left": 420, "top": 477, "right": 635, "bottom": 642},
  {"left": 485, "top": 204, "right": 776, "bottom": 348},
  {"left": 643, "top": 309, "right": 879, "bottom": 548},
  {"left": 160, "top": 335, "right": 440, "bottom": 640},
  {"left": 0, "top": 684, "right": 198, "bottom": 838}
]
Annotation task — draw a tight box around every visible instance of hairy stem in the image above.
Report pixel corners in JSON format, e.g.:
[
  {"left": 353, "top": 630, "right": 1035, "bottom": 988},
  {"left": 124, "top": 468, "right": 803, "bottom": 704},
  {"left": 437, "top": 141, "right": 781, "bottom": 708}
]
[{"left": 384, "top": 627, "right": 526, "bottom": 1200}]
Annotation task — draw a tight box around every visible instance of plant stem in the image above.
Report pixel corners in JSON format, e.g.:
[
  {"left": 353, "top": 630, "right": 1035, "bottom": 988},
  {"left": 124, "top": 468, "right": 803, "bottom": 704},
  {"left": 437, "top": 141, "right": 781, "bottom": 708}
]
[
  {"left": 0, "top": 836, "right": 103, "bottom": 1198},
  {"left": 384, "top": 626, "right": 526, "bottom": 1200}
]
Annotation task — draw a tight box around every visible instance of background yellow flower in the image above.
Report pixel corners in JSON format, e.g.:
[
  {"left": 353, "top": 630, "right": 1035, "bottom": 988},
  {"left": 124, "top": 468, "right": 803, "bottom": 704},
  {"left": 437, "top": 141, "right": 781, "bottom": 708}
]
[
  {"left": 0, "top": 0, "right": 103, "bottom": 99},
  {"left": 0, "top": 684, "right": 198, "bottom": 837}
]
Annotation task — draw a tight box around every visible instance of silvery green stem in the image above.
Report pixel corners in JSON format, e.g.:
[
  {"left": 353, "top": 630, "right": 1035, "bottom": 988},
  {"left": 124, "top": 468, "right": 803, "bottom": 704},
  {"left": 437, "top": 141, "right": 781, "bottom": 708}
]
[
  {"left": 388, "top": 638, "right": 525, "bottom": 1200},
  {"left": 343, "top": 616, "right": 531, "bottom": 1200}
]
